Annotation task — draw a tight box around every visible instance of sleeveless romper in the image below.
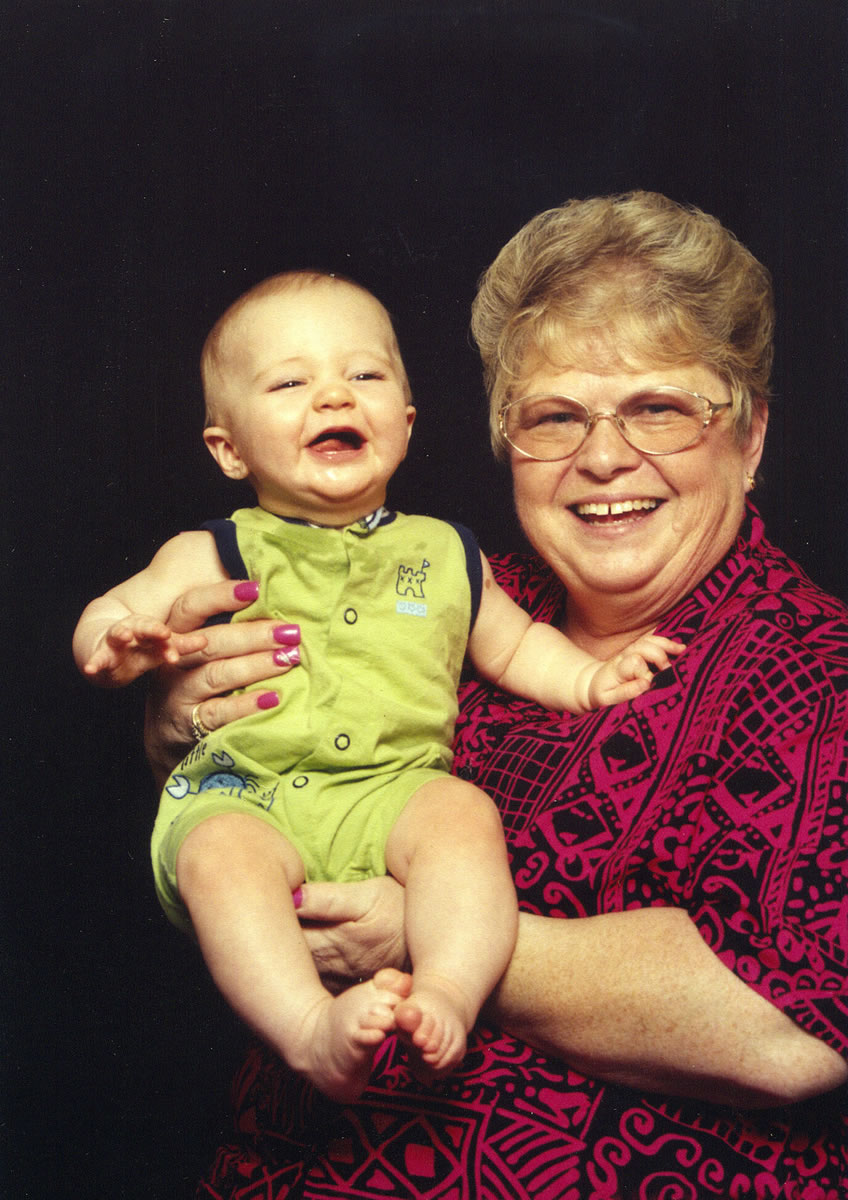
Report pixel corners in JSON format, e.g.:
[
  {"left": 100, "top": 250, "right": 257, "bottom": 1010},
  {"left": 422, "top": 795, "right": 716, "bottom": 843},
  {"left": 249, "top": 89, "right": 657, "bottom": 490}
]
[{"left": 152, "top": 506, "right": 481, "bottom": 931}]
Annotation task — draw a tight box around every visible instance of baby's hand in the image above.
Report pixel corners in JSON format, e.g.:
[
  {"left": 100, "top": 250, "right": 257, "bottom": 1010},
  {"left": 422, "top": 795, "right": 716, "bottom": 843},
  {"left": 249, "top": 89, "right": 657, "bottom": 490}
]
[
  {"left": 587, "top": 634, "right": 685, "bottom": 709},
  {"left": 83, "top": 615, "right": 207, "bottom": 687}
]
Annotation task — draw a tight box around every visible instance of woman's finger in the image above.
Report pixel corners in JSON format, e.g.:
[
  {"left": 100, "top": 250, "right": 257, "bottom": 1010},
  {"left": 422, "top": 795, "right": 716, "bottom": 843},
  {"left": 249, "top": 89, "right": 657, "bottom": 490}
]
[
  {"left": 166, "top": 579, "right": 260, "bottom": 634},
  {"left": 175, "top": 619, "right": 300, "bottom": 669},
  {"left": 193, "top": 686, "right": 281, "bottom": 737},
  {"left": 157, "top": 647, "right": 299, "bottom": 735},
  {"left": 193, "top": 645, "right": 299, "bottom": 697},
  {"left": 294, "top": 879, "right": 377, "bottom": 924}
]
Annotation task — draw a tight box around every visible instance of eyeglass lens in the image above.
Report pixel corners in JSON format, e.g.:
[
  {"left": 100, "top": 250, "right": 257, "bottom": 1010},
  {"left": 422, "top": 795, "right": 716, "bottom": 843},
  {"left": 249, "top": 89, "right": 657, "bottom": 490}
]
[{"left": 504, "top": 389, "right": 709, "bottom": 458}]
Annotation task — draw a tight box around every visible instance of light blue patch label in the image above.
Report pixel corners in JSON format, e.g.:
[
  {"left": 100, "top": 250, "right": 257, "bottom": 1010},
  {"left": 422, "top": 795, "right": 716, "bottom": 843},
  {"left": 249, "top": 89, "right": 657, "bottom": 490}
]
[{"left": 396, "top": 600, "right": 427, "bottom": 617}]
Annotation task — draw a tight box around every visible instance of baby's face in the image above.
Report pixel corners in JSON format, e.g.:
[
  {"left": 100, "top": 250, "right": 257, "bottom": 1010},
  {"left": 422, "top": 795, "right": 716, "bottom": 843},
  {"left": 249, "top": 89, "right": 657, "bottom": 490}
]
[{"left": 205, "top": 280, "right": 416, "bottom": 524}]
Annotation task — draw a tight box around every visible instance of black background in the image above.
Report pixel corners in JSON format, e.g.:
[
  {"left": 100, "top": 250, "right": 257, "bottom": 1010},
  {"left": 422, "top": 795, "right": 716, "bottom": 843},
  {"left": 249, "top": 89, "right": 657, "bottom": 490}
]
[{"left": 4, "top": 2, "right": 847, "bottom": 1197}]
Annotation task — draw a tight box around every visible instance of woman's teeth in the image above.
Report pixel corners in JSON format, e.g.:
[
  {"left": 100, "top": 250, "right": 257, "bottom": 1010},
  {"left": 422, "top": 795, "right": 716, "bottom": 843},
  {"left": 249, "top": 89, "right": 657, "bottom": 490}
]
[{"left": 575, "top": 499, "right": 659, "bottom": 517}]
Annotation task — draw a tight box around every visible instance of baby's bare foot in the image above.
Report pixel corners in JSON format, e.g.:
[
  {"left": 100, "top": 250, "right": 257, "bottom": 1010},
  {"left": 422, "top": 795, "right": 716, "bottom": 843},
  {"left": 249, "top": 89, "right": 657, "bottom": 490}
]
[
  {"left": 394, "top": 973, "right": 476, "bottom": 1077},
  {"left": 295, "top": 970, "right": 412, "bottom": 1102}
]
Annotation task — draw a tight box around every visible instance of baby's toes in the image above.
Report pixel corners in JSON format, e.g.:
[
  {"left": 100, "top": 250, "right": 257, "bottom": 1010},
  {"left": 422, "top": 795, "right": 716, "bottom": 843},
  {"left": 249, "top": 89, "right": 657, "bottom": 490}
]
[
  {"left": 373, "top": 967, "right": 413, "bottom": 999},
  {"left": 422, "top": 1023, "right": 467, "bottom": 1072},
  {"left": 361, "top": 998, "right": 398, "bottom": 1035},
  {"left": 412, "top": 1011, "right": 441, "bottom": 1053}
]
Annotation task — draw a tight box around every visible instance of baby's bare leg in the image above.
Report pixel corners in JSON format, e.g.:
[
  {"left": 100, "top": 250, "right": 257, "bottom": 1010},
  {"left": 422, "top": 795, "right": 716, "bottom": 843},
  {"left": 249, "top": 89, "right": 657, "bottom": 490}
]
[
  {"left": 176, "top": 812, "right": 411, "bottom": 1101},
  {"left": 385, "top": 779, "right": 518, "bottom": 1075}
]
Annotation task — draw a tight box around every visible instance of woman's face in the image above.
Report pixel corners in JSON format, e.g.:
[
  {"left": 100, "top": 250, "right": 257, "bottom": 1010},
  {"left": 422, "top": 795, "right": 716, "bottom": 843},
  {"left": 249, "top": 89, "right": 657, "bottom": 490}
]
[{"left": 509, "top": 353, "right": 766, "bottom": 635}]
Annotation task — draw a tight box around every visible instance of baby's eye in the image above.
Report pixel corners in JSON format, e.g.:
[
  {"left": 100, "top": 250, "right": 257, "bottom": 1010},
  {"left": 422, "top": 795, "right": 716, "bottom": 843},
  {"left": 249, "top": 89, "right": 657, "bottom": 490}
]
[
  {"left": 269, "top": 379, "right": 304, "bottom": 391},
  {"left": 352, "top": 370, "right": 385, "bottom": 381}
]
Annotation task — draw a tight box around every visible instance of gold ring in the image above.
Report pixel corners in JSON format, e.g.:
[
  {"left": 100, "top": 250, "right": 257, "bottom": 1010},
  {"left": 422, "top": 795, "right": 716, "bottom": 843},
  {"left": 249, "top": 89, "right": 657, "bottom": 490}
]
[{"left": 190, "top": 703, "right": 212, "bottom": 741}]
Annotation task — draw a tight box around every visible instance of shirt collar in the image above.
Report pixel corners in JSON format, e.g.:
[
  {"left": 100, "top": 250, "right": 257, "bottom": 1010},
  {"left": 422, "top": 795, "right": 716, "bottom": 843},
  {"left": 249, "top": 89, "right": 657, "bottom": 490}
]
[{"left": 269, "top": 505, "right": 394, "bottom": 534}]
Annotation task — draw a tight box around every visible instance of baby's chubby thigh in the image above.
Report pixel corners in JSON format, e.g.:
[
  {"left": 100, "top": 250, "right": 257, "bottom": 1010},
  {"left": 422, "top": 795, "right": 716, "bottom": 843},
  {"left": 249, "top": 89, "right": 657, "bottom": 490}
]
[
  {"left": 384, "top": 773, "right": 509, "bottom": 885},
  {"left": 152, "top": 756, "right": 307, "bottom": 933}
]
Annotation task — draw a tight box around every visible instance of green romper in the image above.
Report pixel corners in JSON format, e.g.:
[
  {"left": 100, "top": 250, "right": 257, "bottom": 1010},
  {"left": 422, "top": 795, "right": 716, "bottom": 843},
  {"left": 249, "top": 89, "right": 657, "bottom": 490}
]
[{"left": 152, "top": 506, "right": 481, "bottom": 932}]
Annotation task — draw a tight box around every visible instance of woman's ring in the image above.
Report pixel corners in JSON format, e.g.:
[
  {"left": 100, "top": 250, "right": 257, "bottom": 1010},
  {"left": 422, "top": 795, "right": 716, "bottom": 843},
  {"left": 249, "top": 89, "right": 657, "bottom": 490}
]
[{"left": 191, "top": 703, "right": 213, "bottom": 741}]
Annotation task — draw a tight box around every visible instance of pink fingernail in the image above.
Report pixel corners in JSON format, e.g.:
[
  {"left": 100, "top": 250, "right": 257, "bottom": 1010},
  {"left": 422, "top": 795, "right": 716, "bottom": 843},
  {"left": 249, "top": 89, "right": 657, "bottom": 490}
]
[
  {"left": 257, "top": 691, "right": 279, "bottom": 710},
  {"left": 292, "top": 887, "right": 303, "bottom": 909},
  {"left": 273, "top": 624, "right": 300, "bottom": 645},
  {"left": 234, "top": 581, "right": 259, "bottom": 602},
  {"left": 274, "top": 646, "right": 300, "bottom": 667}
]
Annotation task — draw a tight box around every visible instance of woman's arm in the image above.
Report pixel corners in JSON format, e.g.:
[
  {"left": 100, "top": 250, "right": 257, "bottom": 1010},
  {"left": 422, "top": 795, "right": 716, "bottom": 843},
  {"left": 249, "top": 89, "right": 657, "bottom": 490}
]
[
  {"left": 295, "top": 882, "right": 846, "bottom": 1107},
  {"left": 491, "top": 905, "right": 847, "bottom": 1107},
  {"left": 143, "top": 579, "right": 300, "bottom": 788},
  {"left": 143, "top": 576, "right": 847, "bottom": 1108}
]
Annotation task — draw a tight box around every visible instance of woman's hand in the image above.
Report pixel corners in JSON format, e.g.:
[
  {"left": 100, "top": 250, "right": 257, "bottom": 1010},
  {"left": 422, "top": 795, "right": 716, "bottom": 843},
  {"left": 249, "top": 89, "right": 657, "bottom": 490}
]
[
  {"left": 143, "top": 579, "right": 300, "bottom": 788},
  {"left": 295, "top": 876, "right": 408, "bottom": 994}
]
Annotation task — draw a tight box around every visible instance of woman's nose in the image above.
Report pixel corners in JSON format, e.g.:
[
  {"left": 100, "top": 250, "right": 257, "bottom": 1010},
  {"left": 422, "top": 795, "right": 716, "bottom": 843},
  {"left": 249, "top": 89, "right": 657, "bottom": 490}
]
[{"left": 573, "top": 412, "right": 642, "bottom": 476}]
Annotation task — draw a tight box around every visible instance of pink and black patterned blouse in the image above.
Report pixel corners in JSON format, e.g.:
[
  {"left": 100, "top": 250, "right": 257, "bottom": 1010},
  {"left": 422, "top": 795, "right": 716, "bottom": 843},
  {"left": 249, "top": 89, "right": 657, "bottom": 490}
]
[{"left": 199, "top": 506, "right": 848, "bottom": 1200}]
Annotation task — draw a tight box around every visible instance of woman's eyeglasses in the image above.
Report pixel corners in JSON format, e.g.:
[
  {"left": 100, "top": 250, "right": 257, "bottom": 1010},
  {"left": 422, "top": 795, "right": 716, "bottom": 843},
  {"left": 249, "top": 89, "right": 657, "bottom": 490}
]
[{"left": 499, "top": 386, "right": 732, "bottom": 461}]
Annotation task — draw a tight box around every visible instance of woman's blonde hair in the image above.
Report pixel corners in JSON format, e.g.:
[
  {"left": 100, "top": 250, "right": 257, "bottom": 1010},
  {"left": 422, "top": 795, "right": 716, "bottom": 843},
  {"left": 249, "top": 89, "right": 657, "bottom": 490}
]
[{"left": 470, "top": 191, "right": 774, "bottom": 457}]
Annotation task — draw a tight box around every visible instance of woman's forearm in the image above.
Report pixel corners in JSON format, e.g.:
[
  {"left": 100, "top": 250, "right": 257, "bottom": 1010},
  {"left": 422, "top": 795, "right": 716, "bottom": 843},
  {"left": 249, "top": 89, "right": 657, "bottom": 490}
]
[{"left": 489, "top": 906, "right": 847, "bottom": 1108}]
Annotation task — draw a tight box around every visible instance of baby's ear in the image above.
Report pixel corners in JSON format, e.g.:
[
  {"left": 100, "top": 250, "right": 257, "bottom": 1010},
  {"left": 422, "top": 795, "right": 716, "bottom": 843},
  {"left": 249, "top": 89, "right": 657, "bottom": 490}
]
[{"left": 203, "top": 427, "right": 249, "bottom": 480}]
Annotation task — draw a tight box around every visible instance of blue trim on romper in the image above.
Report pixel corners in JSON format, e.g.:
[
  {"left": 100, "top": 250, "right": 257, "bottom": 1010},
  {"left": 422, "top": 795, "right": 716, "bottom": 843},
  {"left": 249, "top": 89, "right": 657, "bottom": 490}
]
[
  {"left": 446, "top": 521, "right": 483, "bottom": 634},
  {"left": 201, "top": 519, "right": 246, "bottom": 625}
]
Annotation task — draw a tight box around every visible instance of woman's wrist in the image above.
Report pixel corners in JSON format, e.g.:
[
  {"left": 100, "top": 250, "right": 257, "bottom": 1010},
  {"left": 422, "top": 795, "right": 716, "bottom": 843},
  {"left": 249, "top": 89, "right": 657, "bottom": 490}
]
[{"left": 143, "top": 683, "right": 188, "bottom": 787}]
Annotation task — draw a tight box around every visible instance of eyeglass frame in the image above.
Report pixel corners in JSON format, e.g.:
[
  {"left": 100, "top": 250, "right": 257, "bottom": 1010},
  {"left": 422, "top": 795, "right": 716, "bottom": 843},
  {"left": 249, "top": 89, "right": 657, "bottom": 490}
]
[{"left": 497, "top": 385, "right": 734, "bottom": 461}]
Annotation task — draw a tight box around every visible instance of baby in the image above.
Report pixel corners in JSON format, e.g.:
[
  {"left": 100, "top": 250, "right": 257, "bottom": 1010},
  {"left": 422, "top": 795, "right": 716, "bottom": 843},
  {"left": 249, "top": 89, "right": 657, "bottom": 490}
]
[{"left": 74, "top": 271, "right": 682, "bottom": 1101}]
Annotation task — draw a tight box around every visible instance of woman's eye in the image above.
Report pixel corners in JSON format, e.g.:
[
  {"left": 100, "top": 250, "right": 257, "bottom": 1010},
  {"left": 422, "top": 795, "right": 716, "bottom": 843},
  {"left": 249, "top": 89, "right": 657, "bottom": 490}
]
[
  {"left": 629, "top": 400, "right": 683, "bottom": 420},
  {"left": 529, "top": 407, "right": 580, "bottom": 427}
]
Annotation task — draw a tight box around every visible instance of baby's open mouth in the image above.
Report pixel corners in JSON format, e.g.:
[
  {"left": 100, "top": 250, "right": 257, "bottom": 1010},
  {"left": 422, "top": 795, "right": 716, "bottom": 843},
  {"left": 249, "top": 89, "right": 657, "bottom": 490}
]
[
  {"left": 572, "top": 498, "right": 661, "bottom": 521},
  {"left": 309, "top": 429, "right": 365, "bottom": 451}
]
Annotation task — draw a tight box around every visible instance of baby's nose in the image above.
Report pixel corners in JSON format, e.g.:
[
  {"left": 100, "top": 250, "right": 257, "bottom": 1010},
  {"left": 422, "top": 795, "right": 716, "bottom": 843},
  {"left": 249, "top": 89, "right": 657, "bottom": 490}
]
[{"left": 314, "top": 380, "right": 354, "bottom": 407}]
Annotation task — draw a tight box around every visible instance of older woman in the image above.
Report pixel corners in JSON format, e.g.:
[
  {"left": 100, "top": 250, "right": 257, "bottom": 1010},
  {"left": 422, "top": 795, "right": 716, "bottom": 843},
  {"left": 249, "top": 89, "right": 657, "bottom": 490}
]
[{"left": 147, "top": 193, "right": 848, "bottom": 1198}]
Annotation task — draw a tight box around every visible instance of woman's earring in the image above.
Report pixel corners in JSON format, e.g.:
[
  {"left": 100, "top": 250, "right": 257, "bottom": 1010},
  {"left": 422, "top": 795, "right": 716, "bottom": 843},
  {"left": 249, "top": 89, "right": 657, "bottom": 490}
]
[{"left": 745, "top": 473, "right": 756, "bottom": 492}]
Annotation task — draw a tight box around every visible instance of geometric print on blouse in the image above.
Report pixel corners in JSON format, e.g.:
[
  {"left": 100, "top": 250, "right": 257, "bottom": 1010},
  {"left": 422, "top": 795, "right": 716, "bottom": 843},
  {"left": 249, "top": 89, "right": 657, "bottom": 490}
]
[{"left": 197, "top": 505, "right": 848, "bottom": 1200}]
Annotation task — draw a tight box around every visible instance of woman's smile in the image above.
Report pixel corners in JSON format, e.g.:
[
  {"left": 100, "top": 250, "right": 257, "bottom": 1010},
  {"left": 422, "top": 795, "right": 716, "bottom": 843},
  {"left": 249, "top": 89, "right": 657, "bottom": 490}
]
[{"left": 571, "top": 496, "right": 662, "bottom": 520}]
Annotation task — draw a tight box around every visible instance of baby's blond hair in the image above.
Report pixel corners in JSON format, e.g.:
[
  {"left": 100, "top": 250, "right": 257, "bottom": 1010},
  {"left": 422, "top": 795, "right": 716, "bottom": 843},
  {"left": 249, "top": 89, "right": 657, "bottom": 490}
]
[{"left": 201, "top": 270, "right": 411, "bottom": 425}]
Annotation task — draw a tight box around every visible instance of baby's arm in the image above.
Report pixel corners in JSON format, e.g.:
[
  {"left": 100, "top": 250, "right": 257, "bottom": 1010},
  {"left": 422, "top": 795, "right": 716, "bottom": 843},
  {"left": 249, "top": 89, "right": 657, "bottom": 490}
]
[
  {"left": 73, "top": 531, "right": 229, "bottom": 687},
  {"left": 467, "top": 554, "right": 683, "bottom": 714}
]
